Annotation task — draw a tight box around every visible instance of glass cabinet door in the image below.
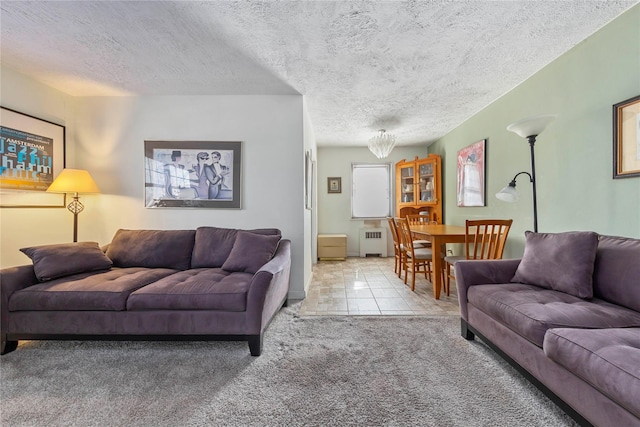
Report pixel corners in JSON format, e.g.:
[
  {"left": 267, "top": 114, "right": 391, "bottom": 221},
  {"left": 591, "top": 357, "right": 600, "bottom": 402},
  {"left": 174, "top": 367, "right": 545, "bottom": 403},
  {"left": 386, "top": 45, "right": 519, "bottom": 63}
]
[
  {"left": 418, "top": 160, "right": 436, "bottom": 203},
  {"left": 400, "top": 165, "right": 414, "bottom": 203}
]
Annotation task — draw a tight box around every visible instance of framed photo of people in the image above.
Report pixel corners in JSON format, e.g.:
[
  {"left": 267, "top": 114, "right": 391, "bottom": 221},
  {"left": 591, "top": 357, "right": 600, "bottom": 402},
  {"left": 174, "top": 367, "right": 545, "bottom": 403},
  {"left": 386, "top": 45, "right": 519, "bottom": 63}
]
[
  {"left": 144, "top": 140, "right": 241, "bottom": 208},
  {"left": 456, "top": 139, "right": 486, "bottom": 207},
  {"left": 0, "top": 107, "right": 66, "bottom": 208}
]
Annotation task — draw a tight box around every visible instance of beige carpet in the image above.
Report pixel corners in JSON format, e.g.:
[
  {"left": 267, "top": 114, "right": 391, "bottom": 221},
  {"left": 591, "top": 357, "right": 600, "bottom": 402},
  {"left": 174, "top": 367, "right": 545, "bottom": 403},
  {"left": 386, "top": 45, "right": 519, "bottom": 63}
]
[{"left": 0, "top": 304, "right": 577, "bottom": 426}]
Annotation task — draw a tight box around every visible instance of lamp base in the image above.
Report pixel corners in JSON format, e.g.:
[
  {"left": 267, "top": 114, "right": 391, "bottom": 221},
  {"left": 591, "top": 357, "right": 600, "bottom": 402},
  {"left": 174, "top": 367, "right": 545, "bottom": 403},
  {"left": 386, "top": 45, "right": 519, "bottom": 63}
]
[{"left": 67, "top": 195, "right": 84, "bottom": 243}]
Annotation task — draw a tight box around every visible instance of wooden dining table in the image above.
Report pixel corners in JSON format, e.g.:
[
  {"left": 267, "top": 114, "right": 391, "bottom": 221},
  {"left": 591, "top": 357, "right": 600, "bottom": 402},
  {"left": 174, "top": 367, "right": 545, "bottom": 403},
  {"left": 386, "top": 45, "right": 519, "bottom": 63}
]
[{"left": 408, "top": 223, "right": 468, "bottom": 299}]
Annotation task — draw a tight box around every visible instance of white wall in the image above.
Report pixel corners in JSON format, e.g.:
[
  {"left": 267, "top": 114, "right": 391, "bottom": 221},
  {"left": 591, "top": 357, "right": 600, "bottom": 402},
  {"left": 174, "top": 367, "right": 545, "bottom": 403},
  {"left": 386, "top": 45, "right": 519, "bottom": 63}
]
[
  {"left": 0, "top": 66, "right": 78, "bottom": 267},
  {"left": 302, "top": 97, "right": 318, "bottom": 295},
  {"left": 1, "top": 69, "right": 308, "bottom": 301},
  {"left": 317, "top": 146, "right": 429, "bottom": 257},
  {"left": 73, "top": 95, "right": 306, "bottom": 299}
]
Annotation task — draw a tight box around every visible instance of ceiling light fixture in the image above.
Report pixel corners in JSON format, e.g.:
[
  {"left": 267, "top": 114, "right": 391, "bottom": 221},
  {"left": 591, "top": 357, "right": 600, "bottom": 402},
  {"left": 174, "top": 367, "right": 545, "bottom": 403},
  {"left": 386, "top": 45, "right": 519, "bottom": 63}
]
[{"left": 368, "top": 129, "right": 396, "bottom": 159}]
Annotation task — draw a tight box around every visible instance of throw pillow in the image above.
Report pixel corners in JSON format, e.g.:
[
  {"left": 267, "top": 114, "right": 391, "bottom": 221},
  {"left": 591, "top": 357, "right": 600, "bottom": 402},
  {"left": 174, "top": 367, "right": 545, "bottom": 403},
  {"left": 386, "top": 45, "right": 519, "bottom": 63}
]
[
  {"left": 105, "top": 229, "right": 196, "bottom": 270},
  {"left": 191, "top": 227, "right": 282, "bottom": 268},
  {"left": 221, "top": 231, "right": 281, "bottom": 274},
  {"left": 20, "top": 242, "right": 113, "bottom": 282},
  {"left": 511, "top": 231, "right": 599, "bottom": 298}
]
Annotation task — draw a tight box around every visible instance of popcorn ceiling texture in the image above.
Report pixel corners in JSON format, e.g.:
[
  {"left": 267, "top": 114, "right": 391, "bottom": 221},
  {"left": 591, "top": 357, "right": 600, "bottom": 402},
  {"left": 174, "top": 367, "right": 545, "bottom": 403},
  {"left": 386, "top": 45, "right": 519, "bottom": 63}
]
[{"left": 0, "top": 1, "right": 636, "bottom": 146}]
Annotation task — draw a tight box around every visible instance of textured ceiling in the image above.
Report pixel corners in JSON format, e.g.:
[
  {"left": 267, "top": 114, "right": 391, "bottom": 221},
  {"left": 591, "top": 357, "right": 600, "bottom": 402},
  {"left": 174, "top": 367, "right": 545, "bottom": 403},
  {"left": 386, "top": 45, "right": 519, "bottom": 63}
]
[{"left": 0, "top": 1, "right": 637, "bottom": 147}]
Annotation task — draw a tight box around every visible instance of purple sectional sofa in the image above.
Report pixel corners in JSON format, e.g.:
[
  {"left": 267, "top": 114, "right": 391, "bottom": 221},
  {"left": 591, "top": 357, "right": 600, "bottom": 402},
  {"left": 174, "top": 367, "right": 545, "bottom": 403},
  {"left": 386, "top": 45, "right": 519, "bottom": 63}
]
[
  {"left": 456, "top": 232, "right": 640, "bottom": 427},
  {"left": 1, "top": 227, "right": 291, "bottom": 357}
]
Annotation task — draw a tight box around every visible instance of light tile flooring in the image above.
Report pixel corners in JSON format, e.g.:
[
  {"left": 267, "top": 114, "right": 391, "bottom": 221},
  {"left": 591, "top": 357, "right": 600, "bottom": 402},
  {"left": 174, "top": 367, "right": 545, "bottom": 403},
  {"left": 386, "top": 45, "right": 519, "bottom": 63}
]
[{"left": 299, "top": 256, "right": 460, "bottom": 316}]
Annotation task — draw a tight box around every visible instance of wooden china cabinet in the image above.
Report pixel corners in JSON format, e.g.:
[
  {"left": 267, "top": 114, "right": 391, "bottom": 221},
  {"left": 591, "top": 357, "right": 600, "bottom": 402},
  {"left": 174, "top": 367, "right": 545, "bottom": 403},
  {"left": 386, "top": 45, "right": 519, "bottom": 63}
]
[{"left": 395, "top": 155, "right": 442, "bottom": 223}]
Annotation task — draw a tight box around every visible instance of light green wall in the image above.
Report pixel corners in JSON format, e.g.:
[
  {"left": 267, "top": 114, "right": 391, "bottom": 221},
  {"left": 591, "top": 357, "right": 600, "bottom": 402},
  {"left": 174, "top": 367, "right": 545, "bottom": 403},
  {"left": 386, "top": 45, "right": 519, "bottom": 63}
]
[
  {"left": 317, "top": 146, "right": 428, "bottom": 256},
  {"left": 429, "top": 5, "right": 640, "bottom": 258}
]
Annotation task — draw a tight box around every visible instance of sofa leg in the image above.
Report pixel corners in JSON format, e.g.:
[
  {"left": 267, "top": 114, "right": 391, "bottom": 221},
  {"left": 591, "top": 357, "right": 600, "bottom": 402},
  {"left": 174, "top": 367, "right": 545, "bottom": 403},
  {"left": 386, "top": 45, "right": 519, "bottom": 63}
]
[
  {"left": 1, "top": 339, "right": 18, "bottom": 355},
  {"left": 282, "top": 299, "right": 288, "bottom": 308},
  {"left": 461, "top": 319, "right": 475, "bottom": 340},
  {"left": 248, "top": 335, "right": 263, "bottom": 357}
]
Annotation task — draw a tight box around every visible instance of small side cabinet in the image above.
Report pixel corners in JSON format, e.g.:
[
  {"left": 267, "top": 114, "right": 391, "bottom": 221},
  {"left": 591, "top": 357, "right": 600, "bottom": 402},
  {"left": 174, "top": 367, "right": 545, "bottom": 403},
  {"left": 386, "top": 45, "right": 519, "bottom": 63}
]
[{"left": 317, "top": 234, "right": 347, "bottom": 260}]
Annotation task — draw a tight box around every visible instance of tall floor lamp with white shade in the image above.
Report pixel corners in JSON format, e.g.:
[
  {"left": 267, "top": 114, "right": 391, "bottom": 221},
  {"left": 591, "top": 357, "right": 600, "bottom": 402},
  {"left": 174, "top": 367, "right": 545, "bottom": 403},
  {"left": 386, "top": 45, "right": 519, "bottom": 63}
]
[{"left": 496, "top": 114, "right": 556, "bottom": 233}]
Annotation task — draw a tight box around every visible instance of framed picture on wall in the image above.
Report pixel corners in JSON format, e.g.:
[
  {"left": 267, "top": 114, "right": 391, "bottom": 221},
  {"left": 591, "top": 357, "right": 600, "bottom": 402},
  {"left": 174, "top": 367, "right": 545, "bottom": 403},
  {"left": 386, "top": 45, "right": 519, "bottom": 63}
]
[
  {"left": 144, "top": 140, "right": 241, "bottom": 208},
  {"left": 305, "top": 149, "right": 312, "bottom": 209},
  {"left": 613, "top": 95, "right": 640, "bottom": 179},
  {"left": 0, "top": 106, "right": 66, "bottom": 208},
  {"left": 327, "top": 177, "right": 341, "bottom": 193},
  {"left": 456, "top": 139, "right": 486, "bottom": 207}
]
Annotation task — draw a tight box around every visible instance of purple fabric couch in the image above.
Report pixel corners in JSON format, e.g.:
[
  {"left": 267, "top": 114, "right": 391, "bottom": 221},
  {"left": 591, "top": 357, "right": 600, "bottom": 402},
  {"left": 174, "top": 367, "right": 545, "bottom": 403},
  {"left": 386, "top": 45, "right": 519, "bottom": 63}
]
[
  {"left": 455, "top": 232, "right": 640, "bottom": 427},
  {"left": 1, "top": 227, "right": 291, "bottom": 357}
]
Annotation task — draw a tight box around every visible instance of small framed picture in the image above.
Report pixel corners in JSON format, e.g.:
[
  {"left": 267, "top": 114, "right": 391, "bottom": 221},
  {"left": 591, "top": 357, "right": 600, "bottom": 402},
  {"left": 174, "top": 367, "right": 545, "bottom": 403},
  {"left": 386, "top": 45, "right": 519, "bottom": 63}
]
[
  {"left": 327, "top": 177, "right": 341, "bottom": 194},
  {"left": 613, "top": 95, "right": 640, "bottom": 179}
]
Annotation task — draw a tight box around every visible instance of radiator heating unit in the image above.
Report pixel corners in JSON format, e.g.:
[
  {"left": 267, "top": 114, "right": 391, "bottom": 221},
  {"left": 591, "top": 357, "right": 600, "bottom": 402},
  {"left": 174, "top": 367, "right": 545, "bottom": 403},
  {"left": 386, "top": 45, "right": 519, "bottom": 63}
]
[{"left": 359, "top": 227, "right": 388, "bottom": 257}]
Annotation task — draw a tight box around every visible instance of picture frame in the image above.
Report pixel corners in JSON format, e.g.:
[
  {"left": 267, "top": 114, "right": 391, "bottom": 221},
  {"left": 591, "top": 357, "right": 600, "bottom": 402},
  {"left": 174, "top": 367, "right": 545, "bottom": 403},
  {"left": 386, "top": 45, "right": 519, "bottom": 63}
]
[
  {"left": 327, "top": 177, "right": 342, "bottom": 194},
  {"left": 0, "top": 107, "right": 66, "bottom": 208},
  {"left": 456, "top": 139, "right": 486, "bottom": 207},
  {"left": 305, "top": 149, "right": 312, "bottom": 209},
  {"left": 144, "top": 140, "right": 241, "bottom": 208},
  {"left": 613, "top": 95, "right": 640, "bottom": 179}
]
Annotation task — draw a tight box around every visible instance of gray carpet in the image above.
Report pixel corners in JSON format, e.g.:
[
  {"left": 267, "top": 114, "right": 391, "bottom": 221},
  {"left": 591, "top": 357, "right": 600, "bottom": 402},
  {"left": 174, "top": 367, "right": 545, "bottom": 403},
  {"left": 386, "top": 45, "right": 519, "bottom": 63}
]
[{"left": 1, "top": 304, "right": 577, "bottom": 426}]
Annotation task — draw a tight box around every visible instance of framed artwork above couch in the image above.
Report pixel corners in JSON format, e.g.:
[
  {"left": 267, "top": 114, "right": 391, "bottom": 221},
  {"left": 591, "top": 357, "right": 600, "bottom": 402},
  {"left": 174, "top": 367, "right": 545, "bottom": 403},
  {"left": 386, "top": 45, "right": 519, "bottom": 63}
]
[{"left": 144, "top": 140, "right": 242, "bottom": 208}]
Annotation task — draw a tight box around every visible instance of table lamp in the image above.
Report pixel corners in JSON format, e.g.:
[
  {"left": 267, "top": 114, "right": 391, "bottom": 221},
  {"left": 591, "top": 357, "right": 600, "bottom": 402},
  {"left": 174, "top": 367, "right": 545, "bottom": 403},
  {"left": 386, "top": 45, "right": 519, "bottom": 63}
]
[{"left": 47, "top": 168, "right": 100, "bottom": 242}]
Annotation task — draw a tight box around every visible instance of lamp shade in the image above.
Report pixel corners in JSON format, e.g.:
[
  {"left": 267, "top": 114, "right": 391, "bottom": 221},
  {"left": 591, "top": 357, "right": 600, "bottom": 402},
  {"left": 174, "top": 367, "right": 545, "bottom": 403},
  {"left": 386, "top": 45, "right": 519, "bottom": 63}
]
[
  {"left": 46, "top": 168, "right": 100, "bottom": 194},
  {"left": 506, "top": 114, "right": 556, "bottom": 138},
  {"left": 495, "top": 183, "right": 518, "bottom": 202}
]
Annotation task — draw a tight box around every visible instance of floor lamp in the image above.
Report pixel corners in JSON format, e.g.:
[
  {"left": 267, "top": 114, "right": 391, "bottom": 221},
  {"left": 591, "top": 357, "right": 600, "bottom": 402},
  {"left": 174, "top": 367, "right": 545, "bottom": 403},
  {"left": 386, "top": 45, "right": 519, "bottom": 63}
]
[
  {"left": 47, "top": 168, "right": 100, "bottom": 242},
  {"left": 496, "top": 114, "right": 556, "bottom": 233}
]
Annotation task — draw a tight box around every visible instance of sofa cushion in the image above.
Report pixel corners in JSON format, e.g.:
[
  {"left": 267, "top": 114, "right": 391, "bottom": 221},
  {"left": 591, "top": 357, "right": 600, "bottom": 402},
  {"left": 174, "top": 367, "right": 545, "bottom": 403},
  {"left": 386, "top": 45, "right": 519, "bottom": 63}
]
[
  {"left": 126, "top": 268, "right": 252, "bottom": 312},
  {"left": 8, "top": 268, "right": 178, "bottom": 311},
  {"left": 593, "top": 235, "right": 640, "bottom": 313},
  {"left": 106, "top": 229, "right": 195, "bottom": 270},
  {"left": 468, "top": 283, "right": 640, "bottom": 347},
  {"left": 191, "top": 227, "right": 281, "bottom": 268},
  {"left": 544, "top": 327, "right": 640, "bottom": 418},
  {"left": 511, "top": 231, "right": 599, "bottom": 298},
  {"left": 221, "top": 231, "right": 281, "bottom": 274},
  {"left": 20, "top": 242, "right": 113, "bottom": 282}
]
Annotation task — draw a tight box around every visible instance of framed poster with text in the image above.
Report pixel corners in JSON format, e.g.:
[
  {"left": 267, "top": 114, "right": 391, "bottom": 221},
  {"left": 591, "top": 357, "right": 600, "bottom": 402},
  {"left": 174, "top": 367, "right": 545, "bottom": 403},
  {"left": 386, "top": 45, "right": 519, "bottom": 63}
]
[{"left": 0, "top": 107, "right": 66, "bottom": 207}]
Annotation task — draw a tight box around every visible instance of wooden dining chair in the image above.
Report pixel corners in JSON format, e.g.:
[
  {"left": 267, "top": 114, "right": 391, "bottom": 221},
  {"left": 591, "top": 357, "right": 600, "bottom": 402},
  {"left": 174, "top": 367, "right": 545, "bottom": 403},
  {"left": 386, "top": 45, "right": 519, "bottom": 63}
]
[
  {"left": 406, "top": 214, "right": 433, "bottom": 247},
  {"left": 387, "top": 217, "right": 403, "bottom": 278},
  {"left": 398, "top": 217, "right": 433, "bottom": 291},
  {"left": 444, "top": 219, "right": 513, "bottom": 296}
]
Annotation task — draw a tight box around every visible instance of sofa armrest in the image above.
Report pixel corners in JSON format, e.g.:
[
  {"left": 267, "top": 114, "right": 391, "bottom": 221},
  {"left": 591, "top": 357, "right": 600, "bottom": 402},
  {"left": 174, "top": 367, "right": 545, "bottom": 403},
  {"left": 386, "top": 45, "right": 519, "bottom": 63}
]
[
  {"left": 246, "top": 239, "right": 292, "bottom": 333},
  {"left": 455, "top": 258, "right": 521, "bottom": 320},
  {"left": 1, "top": 265, "right": 39, "bottom": 338}
]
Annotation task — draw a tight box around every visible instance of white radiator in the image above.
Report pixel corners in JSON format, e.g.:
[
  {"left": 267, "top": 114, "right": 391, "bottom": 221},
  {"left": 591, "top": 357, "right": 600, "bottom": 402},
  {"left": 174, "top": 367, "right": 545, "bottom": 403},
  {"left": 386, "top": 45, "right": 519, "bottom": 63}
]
[{"left": 359, "top": 227, "right": 388, "bottom": 257}]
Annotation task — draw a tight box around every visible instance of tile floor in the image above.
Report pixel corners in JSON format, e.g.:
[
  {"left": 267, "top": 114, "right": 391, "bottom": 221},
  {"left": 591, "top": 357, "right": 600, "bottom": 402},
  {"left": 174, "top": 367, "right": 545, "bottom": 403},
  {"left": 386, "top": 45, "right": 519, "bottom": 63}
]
[{"left": 299, "top": 256, "right": 460, "bottom": 316}]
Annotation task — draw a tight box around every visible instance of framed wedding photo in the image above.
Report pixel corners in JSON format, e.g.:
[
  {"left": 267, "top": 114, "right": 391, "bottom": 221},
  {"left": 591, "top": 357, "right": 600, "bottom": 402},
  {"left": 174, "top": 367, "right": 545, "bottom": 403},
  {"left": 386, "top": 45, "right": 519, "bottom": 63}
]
[{"left": 613, "top": 95, "right": 640, "bottom": 179}]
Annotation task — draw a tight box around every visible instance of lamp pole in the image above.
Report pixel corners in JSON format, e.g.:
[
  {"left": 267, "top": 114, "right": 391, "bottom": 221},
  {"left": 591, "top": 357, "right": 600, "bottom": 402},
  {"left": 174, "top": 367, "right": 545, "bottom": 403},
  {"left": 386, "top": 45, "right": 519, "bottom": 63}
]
[
  {"left": 527, "top": 135, "right": 538, "bottom": 233},
  {"left": 67, "top": 192, "right": 85, "bottom": 243},
  {"left": 501, "top": 114, "right": 555, "bottom": 234}
]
